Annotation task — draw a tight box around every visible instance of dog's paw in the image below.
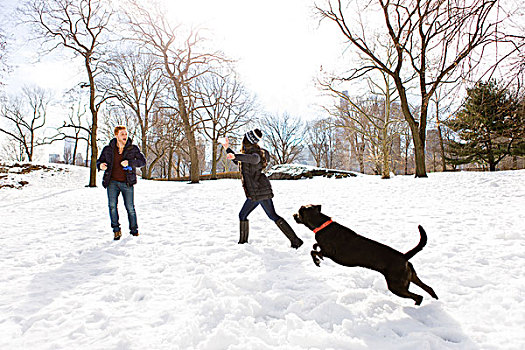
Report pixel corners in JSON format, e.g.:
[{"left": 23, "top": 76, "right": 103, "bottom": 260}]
[{"left": 311, "top": 251, "right": 322, "bottom": 266}]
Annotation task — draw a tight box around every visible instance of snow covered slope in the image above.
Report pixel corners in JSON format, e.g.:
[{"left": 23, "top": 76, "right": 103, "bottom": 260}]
[{"left": 1, "top": 164, "right": 523, "bottom": 349}]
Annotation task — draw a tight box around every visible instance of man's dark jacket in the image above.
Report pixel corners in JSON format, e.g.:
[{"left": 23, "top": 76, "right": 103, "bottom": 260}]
[
  {"left": 96, "top": 138, "right": 146, "bottom": 188},
  {"left": 228, "top": 147, "right": 273, "bottom": 201}
]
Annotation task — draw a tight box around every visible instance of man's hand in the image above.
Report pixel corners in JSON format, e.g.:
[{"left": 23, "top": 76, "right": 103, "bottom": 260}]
[
  {"left": 100, "top": 163, "right": 107, "bottom": 170},
  {"left": 121, "top": 160, "right": 129, "bottom": 167},
  {"left": 226, "top": 153, "right": 235, "bottom": 160}
]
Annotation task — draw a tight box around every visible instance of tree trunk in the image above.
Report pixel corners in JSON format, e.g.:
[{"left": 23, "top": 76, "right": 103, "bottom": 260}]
[
  {"left": 437, "top": 124, "right": 446, "bottom": 172},
  {"left": 173, "top": 78, "right": 199, "bottom": 183},
  {"left": 381, "top": 94, "right": 391, "bottom": 179},
  {"left": 357, "top": 142, "right": 365, "bottom": 174},
  {"left": 404, "top": 140, "right": 409, "bottom": 175},
  {"left": 73, "top": 138, "right": 79, "bottom": 165},
  {"left": 487, "top": 138, "right": 496, "bottom": 171},
  {"left": 29, "top": 131, "right": 35, "bottom": 162},
  {"left": 381, "top": 137, "right": 390, "bottom": 179},
  {"left": 85, "top": 136, "right": 90, "bottom": 167},
  {"left": 404, "top": 114, "right": 427, "bottom": 178},
  {"left": 147, "top": 152, "right": 163, "bottom": 179},
  {"left": 211, "top": 139, "right": 218, "bottom": 180},
  {"left": 141, "top": 124, "right": 148, "bottom": 179},
  {"left": 86, "top": 57, "right": 98, "bottom": 187},
  {"left": 176, "top": 152, "right": 181, "bottom": 178},
  {"left": 168, "top": 147, "right": 174, "bottom": 180},
  {"left": 413, "top": 134, "right": 427, "bottom": 177},
  {"left": 397, "top": 80, "right": 427, "bottom": 178},
  {"left": 488, "top": 152, "right": 496, "bottom": 171}
]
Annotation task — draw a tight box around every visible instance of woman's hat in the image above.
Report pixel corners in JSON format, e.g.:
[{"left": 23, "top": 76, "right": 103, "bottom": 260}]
[{"left": 245, "top": 129, "right": 262, "bottom": 144}]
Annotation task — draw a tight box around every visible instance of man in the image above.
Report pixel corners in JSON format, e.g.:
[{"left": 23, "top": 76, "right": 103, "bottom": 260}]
[{"left": 97, "top": 126, "right": 146, "bottom": 240}]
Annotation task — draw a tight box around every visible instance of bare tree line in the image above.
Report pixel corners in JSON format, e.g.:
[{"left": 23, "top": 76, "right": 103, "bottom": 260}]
[
  {"left": 0, "top": 0, "right": 258, "bottom": 184},
  {"left": 315, "top": 0, "right": 517, "bottom": 177},
  {"left": 1, "top": 0, "right": 523, "bottom": 180}
]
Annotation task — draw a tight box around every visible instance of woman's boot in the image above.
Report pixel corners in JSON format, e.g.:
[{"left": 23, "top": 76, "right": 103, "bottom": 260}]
[
  {"left": 239, "top": 220, "right": 249, "bottom": 244},
  {"left": 275, "top": 218, "right": 303, "bottom": 249}
]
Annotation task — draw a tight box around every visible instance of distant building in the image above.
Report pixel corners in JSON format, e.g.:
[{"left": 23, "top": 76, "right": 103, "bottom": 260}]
[
  {"left": 391, "top": 134, "right": 402, "bottom": 175},
  {"left": 426, "top": 129, "right": 442, "bottom": 172},
  {"left": 297, "top": 147, "right": 316, "bottom": 166},
  {"left": 64, "top": 139, "right": 75, "bottom": 165},
  {"left": 75, "top": 153, "right": 84, "bottom": 166},
  {"left": 49, "top": 154, "right": 61, "bottom": 163}
]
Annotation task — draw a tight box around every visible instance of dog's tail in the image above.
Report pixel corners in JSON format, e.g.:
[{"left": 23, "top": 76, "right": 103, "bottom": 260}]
[{"left": 404, "top": 225, "right": 428, "bottom": 260}]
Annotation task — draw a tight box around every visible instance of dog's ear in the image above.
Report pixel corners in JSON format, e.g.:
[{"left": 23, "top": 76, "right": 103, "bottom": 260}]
[{"left": 314, "top": 204, "right": 321, "bottom": 212}]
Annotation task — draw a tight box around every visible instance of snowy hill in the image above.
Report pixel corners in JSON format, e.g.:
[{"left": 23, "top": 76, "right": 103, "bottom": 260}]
[{"left": 1, "top": 164, "right": 524, "bottom": 349}]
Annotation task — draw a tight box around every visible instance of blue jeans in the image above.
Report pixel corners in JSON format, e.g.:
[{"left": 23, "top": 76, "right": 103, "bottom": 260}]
[
  {"left": 239, "top": 198, "right": 281, "bottom": 222},
  {"left": 107, "top": 181, "right": 138, "bottom": 234}
]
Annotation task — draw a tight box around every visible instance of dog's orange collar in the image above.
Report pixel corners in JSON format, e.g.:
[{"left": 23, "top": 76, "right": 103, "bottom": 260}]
[{"left": 313, "top": 219, "right": 333, "bottom": 234}]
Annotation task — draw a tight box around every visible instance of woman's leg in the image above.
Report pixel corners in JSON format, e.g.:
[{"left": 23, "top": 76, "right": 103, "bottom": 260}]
[
  {"left": 238, "top": 198, "right": 259, "bottom": 244},
  {"left": 239, "top": 198, "right": 259, "bottom": 221},
  {"left": 259, "top": 199, "right": 281, "bottom": 222},
  {"left": 261, "top": 199, "right": 303, "bottom": 249}
]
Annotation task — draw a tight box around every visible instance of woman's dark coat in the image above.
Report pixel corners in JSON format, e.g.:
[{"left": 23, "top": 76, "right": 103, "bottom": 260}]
[
  {"left": 228, "top": 147, "right": 274, "bottom": 201},
  {"left": 96, "top": 138, "right": 146, "bottom": 188}
]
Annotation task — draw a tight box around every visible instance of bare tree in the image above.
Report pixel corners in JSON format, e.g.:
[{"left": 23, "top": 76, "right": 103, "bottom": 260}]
[
  {"left": 1, "top": 137, "right": 26, "bottom": 162},
  {"left": 125, "top": 1, "right": 226, "bottom": 183},
  {"left": 50, "top": 100, "right": 91, "bottom": 166},
  {"left": 304, "top": 117, "right": 346, "bottom": 169},
  {"left": 338, "top": 111, "right": 367, "bottom": 173},
  {"left": 305, "top": 118, "right": 330, "bottom": 167},
  {"left": 43, "top": 87, "right": 93, "bottom": 166},
  {"left": 0, "top": 29, "right": 5, "bottom": 65},
  {"left": 484, "top": 0, "right": 525, "bottom": 88},
  {"left": 317, "top": 0, "right": 505, "bottom": 177},
  {"left": 0, "top": 27, "right": 9, "bottom": 90},
  {"left": 0, "top": 86, "right": 51, "bottom": 161},
  {"left": 22, "top": 0, "right": 112, "bottom": 185},
  {"left": 399, "top": 122, "right": 413, "bottom": 174},
  {"left": 162, "top": 114, "right": 185, "bottom": 180},
  {"left": 262, "top": 113, "right": 304, "bottom": 165},
  {"left": 327, "top": 68, "right": 404, "bottom": 179},
  {"left": 195, "top": 71, "right": 254, "bottom": 179},
  {"left": 67, "top": 102, "right": 87, "bottom": 165},
  {"left": 430, "top": 84, "right": 462, "bottom": 172},
  {"left": 103, "top": 48, "right": 167, "bottom": 179}
]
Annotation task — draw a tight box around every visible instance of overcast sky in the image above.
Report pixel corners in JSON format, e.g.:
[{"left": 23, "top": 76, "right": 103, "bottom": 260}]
[{"left": 1, "top": 0, "right": 345, "bottom": 122}]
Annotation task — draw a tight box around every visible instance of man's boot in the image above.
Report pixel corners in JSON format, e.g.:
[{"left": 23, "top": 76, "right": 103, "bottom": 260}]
[
  {"left": 239, "top": 220, "right": 249, "bottom": 244},
  {"left": 275, "top": 218, "right": 303, "bottom": 249},
  {"left": 114, "top": 231, "right": 122, "bottom": 241}
]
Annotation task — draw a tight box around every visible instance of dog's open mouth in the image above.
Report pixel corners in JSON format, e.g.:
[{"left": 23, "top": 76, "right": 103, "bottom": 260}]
[{"left": 293, "top": 213, "right": 303, "bottom": 224}]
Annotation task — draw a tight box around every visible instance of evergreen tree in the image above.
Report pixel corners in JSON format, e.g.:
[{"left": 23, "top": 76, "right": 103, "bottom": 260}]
[{"left": 446, "top": 81, "right": 524, "bottom": 171}]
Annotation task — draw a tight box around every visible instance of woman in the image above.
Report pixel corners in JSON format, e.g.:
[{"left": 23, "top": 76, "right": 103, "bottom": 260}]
[{"left": 221, "top": 129, "right": 303, "bottom": 248}]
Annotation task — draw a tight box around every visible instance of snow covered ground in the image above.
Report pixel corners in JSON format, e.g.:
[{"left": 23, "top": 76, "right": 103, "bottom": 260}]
[{"left": 0, "top": 163, "right": 524, "bottom": 350}]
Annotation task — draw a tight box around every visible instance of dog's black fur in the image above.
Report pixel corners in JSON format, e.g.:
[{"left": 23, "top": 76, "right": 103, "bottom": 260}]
[{"left": 293, "top": 205, "right": 438, "bottom": 305}]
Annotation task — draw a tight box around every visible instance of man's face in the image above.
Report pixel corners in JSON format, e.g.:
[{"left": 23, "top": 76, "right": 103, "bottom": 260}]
[{"left": 116, "top": 129, "right": 128, "bottom": 143}]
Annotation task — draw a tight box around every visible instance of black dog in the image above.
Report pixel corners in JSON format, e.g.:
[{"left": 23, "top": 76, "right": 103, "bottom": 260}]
[{"left": 293, "top": 205, "right": 438, "bottom": 305}]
